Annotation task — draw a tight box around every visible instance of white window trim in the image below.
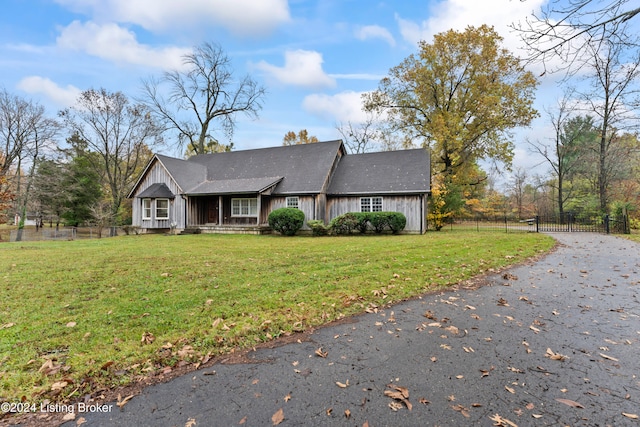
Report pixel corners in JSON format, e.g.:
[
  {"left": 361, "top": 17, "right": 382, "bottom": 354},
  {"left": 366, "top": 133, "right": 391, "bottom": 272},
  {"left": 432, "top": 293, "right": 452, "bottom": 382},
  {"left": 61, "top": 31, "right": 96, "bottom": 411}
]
[
  {"left": 360, "top": 197, "right": 383, "bottom": 213},
  {"left": 155, "top": 198, "right": 170, "bottom": 220},
  {"left": 286, "top": 196, "right": 299, "bottom": 209},
  {"left": 142, "top": 198, "right": 152, "bottom": 220},
  {"left": 231, "top": 198, "right": 258, "bottom": 217}
]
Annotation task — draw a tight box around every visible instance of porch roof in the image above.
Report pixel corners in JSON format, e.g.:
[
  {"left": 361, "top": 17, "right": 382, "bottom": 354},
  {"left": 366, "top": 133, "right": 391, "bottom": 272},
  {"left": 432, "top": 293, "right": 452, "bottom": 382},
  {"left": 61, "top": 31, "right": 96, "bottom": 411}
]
[
  {"left": 185, "top": 176, "right": 283, "bottom": 195},
  {"left": 136, "top": 183, "right": 175, "bottom": 198}
]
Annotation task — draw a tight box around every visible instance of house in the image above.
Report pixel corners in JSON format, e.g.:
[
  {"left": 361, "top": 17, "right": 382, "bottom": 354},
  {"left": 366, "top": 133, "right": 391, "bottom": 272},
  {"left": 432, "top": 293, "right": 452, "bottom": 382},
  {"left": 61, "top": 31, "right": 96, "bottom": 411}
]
[{"left": 128, "top": 140, "right": 430, "bottom": 234}]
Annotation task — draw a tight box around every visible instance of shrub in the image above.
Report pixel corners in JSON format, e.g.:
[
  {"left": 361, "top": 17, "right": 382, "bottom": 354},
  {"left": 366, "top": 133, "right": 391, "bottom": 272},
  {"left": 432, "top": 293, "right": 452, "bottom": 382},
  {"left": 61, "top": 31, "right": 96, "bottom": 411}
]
[
  {"left": 307, "top": 220, "right": 329, "bottom": 236},
  {"left": 369, "top": 212, "right": 407, "bottom": 234},
  {"left": 352, "top": 212, "right": 372, "bottom": 233},
  {"left": 329, "top": 213, "right": 359, "bottom": 235},
  {"left": 268, "top": 208, "right": 305, "bottom": 236},
  {"left": 386, "top": 212, "right": 407, "bottom": 234}
]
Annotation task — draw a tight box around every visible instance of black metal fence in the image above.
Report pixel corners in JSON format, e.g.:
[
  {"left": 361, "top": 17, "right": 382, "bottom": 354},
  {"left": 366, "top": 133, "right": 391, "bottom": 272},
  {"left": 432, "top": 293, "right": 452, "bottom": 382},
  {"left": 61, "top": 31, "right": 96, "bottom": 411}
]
[{"left": 444, "top": 213, "right": 630, "bottom": 234}]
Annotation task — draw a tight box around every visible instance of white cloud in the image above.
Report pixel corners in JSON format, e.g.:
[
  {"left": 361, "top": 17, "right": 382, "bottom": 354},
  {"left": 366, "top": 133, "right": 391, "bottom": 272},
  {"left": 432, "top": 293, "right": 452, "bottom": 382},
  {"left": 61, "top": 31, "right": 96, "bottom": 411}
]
[
  {"left": 54, "top": 0, "right": 290, "bottom": 36},
  {"left": 255, "top": 50, "right": 336, "bottom": 89},
  {"left": 17, "top": 76, "right": 81, "bottom": 107},
  {"left": 395, "top": 0, "right": 547, "bottom": 55},
  {"left": 56, "top": 21, "right": 190, "bottom": 70},
  {"left": 302, "top": 90, "right": 369, "bottom": 123},
  {"left": 355, "top": 25, "right": 396, "bottom": 47}
]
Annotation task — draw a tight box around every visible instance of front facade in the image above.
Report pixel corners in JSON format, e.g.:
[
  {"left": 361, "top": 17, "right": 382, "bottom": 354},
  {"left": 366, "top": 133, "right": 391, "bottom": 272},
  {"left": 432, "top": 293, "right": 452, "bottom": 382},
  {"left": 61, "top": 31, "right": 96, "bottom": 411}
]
[{"left": 128, "top": 140, "right": 430, "bottom": 234}]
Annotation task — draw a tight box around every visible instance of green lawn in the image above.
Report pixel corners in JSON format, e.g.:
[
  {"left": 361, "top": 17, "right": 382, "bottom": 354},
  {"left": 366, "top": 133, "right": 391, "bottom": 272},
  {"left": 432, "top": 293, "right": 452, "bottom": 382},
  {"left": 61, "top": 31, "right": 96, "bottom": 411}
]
[{"left": 0, "top": 231, "right": 554, "bottom": 405}]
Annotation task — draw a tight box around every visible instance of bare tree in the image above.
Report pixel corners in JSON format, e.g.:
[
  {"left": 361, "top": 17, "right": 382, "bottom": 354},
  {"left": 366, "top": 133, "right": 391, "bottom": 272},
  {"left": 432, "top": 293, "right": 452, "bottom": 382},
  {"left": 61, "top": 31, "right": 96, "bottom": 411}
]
[
  {"left": 514, "top": 0, "right": 640, "bottom": 74},
  {"left": 0, "top": 89, "right": 59, "bottom": 238},
  {"left": 140, "top": 42, "right": 266, "bottom": 155},
  {"left": 60, "top": 89, "right": 161, "bottom": 219},
  {"left": 528, "top": 90, "right": 594, "bottom": 215},
  {"left": 578, "top": 20, "right": 640, "bottom": 212}
]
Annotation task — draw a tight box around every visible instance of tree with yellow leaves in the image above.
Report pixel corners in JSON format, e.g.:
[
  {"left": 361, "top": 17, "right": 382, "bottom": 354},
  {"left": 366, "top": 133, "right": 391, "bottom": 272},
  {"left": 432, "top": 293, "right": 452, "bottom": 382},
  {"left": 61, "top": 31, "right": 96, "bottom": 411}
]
[{"left": 365, "top": 25, "right": 538, "bottom": 179}]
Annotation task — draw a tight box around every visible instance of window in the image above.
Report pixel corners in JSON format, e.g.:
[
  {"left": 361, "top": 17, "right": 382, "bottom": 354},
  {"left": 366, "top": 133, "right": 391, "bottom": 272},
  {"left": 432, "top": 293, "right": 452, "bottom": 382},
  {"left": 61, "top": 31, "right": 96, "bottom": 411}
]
[
  {"left": 361, "top": 197, "right": 383, "bottom": 212},
  {"left": 231, "top": 198, "right": 258, "bottom": 217},
  {"left": 142, "top": 199, "right": 152, "bottom": 220},
  {"left": 156, "top": 199, "right": 169, "bottom": 219},
  {"left": 286, "top": 196, "right": 299, "bottom": 209}
]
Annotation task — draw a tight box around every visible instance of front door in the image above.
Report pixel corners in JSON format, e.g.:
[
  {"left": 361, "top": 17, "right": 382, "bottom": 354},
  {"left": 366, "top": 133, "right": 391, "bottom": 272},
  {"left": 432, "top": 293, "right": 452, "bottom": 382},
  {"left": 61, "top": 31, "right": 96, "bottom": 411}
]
[{"left": 207, "top": 198, "right": 219, "bottom": 224}]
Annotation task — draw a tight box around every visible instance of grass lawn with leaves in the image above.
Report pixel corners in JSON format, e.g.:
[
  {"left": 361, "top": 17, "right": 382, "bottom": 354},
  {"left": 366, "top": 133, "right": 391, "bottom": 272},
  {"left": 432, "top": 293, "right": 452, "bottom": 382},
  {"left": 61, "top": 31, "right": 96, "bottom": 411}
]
[{"left": 0, "top": 231, "right": 554, "bottom": 406}]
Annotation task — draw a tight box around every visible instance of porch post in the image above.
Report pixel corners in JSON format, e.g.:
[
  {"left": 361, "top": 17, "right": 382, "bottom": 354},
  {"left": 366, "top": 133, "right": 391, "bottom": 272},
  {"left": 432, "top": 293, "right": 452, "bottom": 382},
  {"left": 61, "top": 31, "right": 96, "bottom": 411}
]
[
  {"left": 257, "top": 194, "right": 262, "bottom": 225},
  {"left": 218, "top": 196, "right": 223, "bottom": 225}
]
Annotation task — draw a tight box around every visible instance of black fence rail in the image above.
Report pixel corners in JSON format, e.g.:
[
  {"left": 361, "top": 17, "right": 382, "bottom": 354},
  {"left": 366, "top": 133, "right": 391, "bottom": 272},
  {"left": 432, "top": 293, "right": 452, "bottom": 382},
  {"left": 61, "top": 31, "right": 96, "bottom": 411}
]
[
  {"left": 445, "top": 216, "right": 535, "bottom": 233},
  {"left": 535, "top": 213, "right": 630, "bottom": 234},
  {"left": 443, "top": 213, "right": 630, "bottom": 234}
]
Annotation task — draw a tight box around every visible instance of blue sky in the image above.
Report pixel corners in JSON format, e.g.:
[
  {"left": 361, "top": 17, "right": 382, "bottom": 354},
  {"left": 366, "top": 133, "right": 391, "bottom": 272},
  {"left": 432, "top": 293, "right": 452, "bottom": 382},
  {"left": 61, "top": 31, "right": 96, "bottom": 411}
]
[{"left": 2, "top": 0, "right": 564, "bottom": 173}]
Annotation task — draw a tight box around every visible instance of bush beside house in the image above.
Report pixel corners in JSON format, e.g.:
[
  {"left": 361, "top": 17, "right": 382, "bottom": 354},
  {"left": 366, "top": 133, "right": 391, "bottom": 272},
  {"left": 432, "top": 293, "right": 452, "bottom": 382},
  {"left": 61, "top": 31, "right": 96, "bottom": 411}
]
[{"left": 268, "top": 208, "right": 305, "bottom": 236}]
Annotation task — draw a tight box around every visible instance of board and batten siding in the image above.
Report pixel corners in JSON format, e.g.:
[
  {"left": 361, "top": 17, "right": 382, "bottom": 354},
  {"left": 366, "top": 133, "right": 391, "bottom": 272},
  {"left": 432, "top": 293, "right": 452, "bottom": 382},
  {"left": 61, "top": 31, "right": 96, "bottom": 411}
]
[
  {"left": 326, "top": 195, "right": 426, "bottom": 234},
  {"left": 132, "top": 162, "right": 186, "bottom": 230},
  {"left": 264, "top": 195, "right": 316, "bottom": 229}
]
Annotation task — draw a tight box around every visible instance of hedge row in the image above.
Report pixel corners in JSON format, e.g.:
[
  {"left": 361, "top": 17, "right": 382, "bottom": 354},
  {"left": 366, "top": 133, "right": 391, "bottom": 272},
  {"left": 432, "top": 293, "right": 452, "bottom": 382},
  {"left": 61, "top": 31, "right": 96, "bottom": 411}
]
[
  {"left": 326, "top": 211, "right": 407, "bottom": 235},
  {"left": 269, "top": 208, "right": 407, "bottom": 236}
]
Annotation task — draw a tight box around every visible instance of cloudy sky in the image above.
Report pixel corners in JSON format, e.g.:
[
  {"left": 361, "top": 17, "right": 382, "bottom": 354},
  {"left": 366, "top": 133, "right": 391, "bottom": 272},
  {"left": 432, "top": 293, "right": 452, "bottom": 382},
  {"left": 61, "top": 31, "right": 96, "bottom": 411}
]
[{"left": 2, "top": 0, "right": 562, "bottom": 173}]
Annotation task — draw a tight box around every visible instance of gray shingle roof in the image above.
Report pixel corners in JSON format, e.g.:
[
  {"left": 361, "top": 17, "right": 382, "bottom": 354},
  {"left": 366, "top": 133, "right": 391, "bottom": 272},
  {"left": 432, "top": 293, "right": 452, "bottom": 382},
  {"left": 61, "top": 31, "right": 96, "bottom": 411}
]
[
  {"left": 136, "top": 183, "right": 175, "bottom": 198},
  {"left": 186, "top": 177, "right": 283, "bottom": 195},
  {"left": 327, "top": 148, "right": 430, "bottom": 195},
  {"left": 185, "top": 140, "right": 344, "bottom": 194}
]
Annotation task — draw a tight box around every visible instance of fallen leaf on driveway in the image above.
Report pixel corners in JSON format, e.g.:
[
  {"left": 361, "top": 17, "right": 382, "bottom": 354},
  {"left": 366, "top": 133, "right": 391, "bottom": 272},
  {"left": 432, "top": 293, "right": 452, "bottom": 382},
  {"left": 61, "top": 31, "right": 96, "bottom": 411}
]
[
  {"left": 185, "top": 418, "right": 196, "bottom": 427},
  {"left": 451, "top": 404, "right": 470, "bottom": 418},
  {"left": 336, "top": 381, "right": 349, "bottom": 388},
  {"left": 315, "top": 348, "right": 328, "bottom": 358},
  {"left": 272, "top": 408, "right": 284, "bottom": 425},
  {"left": 622, "top": 413, "right": 639, "bottom": 419},
  {"left": 489, "top": 413, "right": 518, "bottom": 426},
  {"left": 599, "top": 353, "right": 619, "bottom": 362},
  {"left": 555, "top": 398, "right": 584, "bottom": 408},
  {"left": 384, "top": 385, "right": 412, "bottom": 411},
  {"left": 545, "top": 348, "right": 568, "bottom": 361},
  {"left": 116, "top": 394, "right": 135, "bottom": 409}
]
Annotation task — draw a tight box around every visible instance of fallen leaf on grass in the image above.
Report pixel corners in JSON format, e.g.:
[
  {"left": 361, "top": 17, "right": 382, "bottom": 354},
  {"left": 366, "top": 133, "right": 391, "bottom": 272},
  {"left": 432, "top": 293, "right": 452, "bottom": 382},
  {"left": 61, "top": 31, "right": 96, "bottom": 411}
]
[
  {"left": 272, "top": 408, "right": 284, "bottom": 425},
  {"left": 62, "top": 413, "right": 76, "bottom": 421},
  {"left": 0, "top": 322, "right": 15, "bottom": 329},
  {"left": 51, "top": 381, "right": 68, "bottom": 391},
  {"left": 66, "top": 321, "right": 76, "bottom": 328},
  {"left": 555, "top": 398, "right": 584, "bottom": 408},
  {"left": 622, "top": 413, "right": 639, "bottom": 419},
  {"left": 489, "top": 413, "right": 518, "bottom": 426},
  {"left": 141, "top": 332, "right": 155, "bottom": 345}
]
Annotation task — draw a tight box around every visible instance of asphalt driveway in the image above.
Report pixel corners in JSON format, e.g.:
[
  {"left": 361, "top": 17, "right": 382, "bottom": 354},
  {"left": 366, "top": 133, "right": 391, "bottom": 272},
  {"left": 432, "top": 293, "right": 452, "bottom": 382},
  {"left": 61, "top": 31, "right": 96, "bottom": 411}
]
[{"left": 27, "top": 233, "right": 640, "bottom": 426}]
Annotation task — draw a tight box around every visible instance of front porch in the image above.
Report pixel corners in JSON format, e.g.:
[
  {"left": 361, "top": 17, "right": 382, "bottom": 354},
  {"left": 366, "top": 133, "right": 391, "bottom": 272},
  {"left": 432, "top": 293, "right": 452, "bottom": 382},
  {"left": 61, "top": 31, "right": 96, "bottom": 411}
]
[{"left": 182, "top": 224, "right": 272, "bottom": 235}]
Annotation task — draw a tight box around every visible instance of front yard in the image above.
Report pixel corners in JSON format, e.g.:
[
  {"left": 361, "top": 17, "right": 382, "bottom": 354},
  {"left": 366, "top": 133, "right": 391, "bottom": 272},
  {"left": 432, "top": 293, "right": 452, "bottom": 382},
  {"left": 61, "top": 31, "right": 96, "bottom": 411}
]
[{"left": 0, "top": 232, "right": 554, "bottom": 409}]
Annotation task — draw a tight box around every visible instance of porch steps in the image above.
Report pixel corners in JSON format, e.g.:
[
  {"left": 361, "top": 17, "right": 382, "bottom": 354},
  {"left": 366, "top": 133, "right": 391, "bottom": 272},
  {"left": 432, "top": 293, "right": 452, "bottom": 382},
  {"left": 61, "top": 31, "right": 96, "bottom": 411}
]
[{"left": 181, "top": 225, "right": 272, "bottom": 235}]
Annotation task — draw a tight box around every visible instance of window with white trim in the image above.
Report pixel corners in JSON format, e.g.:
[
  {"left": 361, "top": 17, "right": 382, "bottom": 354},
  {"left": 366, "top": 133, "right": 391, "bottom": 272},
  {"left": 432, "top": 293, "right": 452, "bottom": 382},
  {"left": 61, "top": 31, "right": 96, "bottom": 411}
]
[
  {"left": 360, "top": 197, "right": 383, "bottom": 212},
  {"left": 231, "top": 198, "right": 258, "bottom": 216},
  {"left": 156, "top": 199, "right": 169, "bottom": 219},
  {"left": 142, "top": 199, "right": 152, "bottom": 220},
  {"left": 286, "top": 196, "right": 299, "bottom": 209}
]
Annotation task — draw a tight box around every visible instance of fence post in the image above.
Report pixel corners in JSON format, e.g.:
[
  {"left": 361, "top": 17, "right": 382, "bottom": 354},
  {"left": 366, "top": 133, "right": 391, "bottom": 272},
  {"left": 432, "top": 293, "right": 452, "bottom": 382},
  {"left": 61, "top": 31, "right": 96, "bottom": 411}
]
[
  {"left": 604, "top": 214, "right": 610, "bottom": 234},
  {"left": 535, "top": 215, "right": 539, "bottom": 233}
]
